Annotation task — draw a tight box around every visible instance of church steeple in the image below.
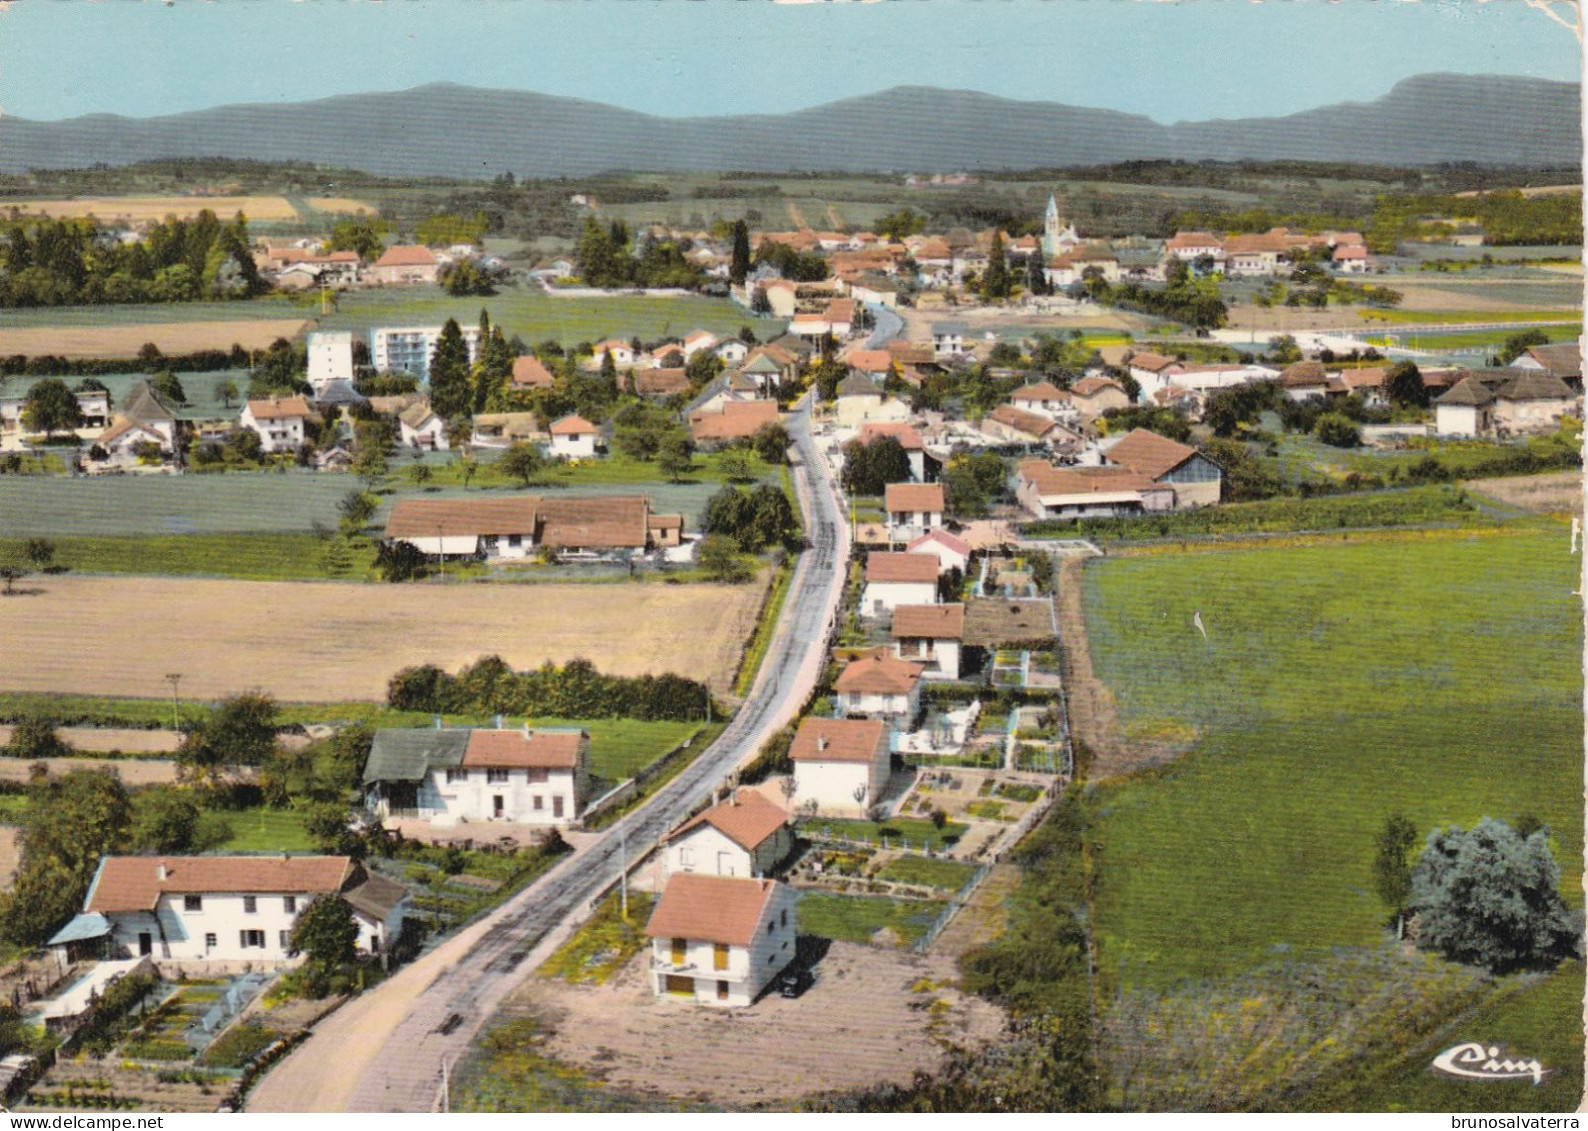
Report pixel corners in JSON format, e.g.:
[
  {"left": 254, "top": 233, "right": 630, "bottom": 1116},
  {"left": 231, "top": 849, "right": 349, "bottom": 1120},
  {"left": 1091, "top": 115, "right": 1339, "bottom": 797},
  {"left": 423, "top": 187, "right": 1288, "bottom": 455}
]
[{"left": 1043, "top": 193, "right": 1076, "bottom": 257}]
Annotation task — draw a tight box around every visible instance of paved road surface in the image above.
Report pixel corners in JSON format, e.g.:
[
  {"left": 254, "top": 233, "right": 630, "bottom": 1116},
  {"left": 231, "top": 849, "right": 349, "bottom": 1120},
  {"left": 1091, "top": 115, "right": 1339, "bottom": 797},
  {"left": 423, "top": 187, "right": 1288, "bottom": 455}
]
[{"left": 249, "top": 397, "right": 849, "bottom": 1113}]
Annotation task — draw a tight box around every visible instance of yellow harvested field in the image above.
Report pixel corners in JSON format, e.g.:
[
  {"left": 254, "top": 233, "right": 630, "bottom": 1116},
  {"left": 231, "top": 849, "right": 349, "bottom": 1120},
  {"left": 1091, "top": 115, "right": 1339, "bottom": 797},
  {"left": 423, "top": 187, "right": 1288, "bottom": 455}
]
[
  {"left": 0, "top": 319, "right": 307, "bottom": 359},
  {"left": 1465, "top": 472, "right": 1583, "bottom": 516},
  {"left": 305, "top": 197, "right": 378, "bottom": 214},
  {"left": 0, "top": 575, "right": 768, "bottom": 702},
  {"left": 3, "top": 195, "right": 299, "bottom": 222}
]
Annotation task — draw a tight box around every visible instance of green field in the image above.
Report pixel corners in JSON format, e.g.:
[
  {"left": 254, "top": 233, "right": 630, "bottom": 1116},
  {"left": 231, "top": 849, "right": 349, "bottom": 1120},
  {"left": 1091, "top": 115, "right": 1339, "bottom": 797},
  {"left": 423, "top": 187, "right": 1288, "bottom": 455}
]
[
  {"left": 0, "top": 533, "right": 372, "bottom": 581},
  {"left": 0, "top": 472, "right": 737, "bottom": 540},
  {"left": 875, "top": 854, "right": 977, "bottom": 892},
  {"left": 0, "top": 286, "right": 780, "bottom": 350},
  {"left": 209, "top": 806, "right": 316, "bottom": 853},
  {"left": 317, "top": 286, "right": 774, "bottom": 346},
  {"left": 1305, "top": 964, "right": 1585, "bottom": 1113},
  {"left": 801, "top": 816, "right": 970, "bottom": 852},
  {"left": 1357, "top": 307, "right": 1581, "bottom": 326},
  {"left": 796, "top": 892, "right": 946, "bottom": 946},
  {"left": 1083, "top": 528, "right": 1582, "bottom": 991},
  {"left": 1367, "top": 324, "right": 1580, "bottom": 351}
]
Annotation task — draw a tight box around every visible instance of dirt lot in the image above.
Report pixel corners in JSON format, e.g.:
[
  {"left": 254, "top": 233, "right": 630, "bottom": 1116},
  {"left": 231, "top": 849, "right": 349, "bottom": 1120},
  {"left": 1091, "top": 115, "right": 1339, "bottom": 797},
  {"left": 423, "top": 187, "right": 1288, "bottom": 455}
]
[
  {"left": 0, "top": 574, "right": 767, "bottom": 702},
  {"left": 0, "top": 319, "right": 308, "bottom": 359},
  {"left": 0, "top": 756, "right": 181, "bottom": 787},
  {"left": 5, "top": 195, "right": 301, "bottom": 221},
  {"left": 304, "top": 197, "right": 377, "bottom": 214},
  {"left": 0, "top": 827, "right": 17, "bottom": 888},
  {"left": 515, "top": 943, "right": 1005, "bottom": 1107},
  {"left": 0, "top": 726, "right": 181, "bottom": 754},
  {"left": 1466, "top": 471, "right": 1583, "bottom": 516}
]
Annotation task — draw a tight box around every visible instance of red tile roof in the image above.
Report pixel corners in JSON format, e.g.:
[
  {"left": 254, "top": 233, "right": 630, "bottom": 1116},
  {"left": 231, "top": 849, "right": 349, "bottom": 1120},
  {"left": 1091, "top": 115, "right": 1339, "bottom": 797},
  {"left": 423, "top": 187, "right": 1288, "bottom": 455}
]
[
  {"left": 550, "top": 414, "right": 598, "bottom": 436},
  {"left": 87, "top": 856, "right": 352, "bottom": 913},
  {"left": 373, "top": 245, "right": 437, "bottom": 268},
  {"left": 666, "top": 791, "right": 788, "bottom": 852},
  {"left": 690, "top": 399, "right": 779, "bottom": 443},
  {"left": 891, "top": 603, "right": 966, "bottom": 640},
  {"left": 858, "top": 422, "right": 924, "bottom": 451},
  {"left": 1104, "top": 428, "right": 1201, "bottom": 480},
  {"left": 1012, "top": 381, "right": 1071, "bottom": 403},
  {"left": 865, "top": 552, "right": 940, "bottom": 584},
  {"left": 1018, "top": 460, "right": 1155, "bottom": 498},
  {"left": 246, "top": 396, "right": 312, "bottom": 421},
  {"left": 790, "top": 717, "right": 887, "bottom": 765},
  {"left": 835, "top": 651, "right": 924, "bottom": 696},
  {"left": 885, "top": 482, "right": 945, "bottom": 513},
  {"left": 988, "top": 404, "right": 1057, "bottom": 438},
  {"left": 645, "top": 874, "right": 781, "bottom": 947},
  {"left": 537, "top": 495, "right": 651, "bottom": 549},
  {"left": 385, "top": 496, "right": 541, "bottom": 539},
  {"left": 512, "top": 356, "right": 557, "bottom": 388},
  {"left": 461, "top": 729, "right": 584, "bottom": 770},
  {"left": 906, "top": 530, "right": 970, "bottom": 558}
]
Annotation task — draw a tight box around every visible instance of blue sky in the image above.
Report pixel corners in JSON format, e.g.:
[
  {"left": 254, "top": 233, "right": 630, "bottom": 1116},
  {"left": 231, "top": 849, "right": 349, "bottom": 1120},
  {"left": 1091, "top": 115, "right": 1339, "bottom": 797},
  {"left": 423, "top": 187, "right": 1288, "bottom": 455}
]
[{"left": 0, "top": 0, "right": 1578, "bottom": 123}]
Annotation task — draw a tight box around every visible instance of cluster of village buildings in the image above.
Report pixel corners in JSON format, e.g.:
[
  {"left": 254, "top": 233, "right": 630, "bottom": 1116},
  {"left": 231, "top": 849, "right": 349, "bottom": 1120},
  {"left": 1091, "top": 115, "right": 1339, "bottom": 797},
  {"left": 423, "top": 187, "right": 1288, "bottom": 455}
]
[{"left": 16, "top": 192, "right": 1585, "bottom": 1020}]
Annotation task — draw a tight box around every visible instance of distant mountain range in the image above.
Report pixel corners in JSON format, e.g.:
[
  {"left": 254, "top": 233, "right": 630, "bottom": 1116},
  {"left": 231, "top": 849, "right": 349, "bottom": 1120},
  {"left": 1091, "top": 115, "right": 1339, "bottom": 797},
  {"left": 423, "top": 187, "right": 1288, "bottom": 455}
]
[{"left": 0, "top": 73, "right": 1577, "bottom": 179}]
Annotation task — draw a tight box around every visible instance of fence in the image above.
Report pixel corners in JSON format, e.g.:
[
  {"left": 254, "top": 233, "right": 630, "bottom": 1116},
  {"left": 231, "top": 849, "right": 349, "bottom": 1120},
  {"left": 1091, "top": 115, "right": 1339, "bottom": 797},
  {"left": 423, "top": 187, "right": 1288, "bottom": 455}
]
[{"left": 912, "top": 864, "right": 992, "bottom": 954}]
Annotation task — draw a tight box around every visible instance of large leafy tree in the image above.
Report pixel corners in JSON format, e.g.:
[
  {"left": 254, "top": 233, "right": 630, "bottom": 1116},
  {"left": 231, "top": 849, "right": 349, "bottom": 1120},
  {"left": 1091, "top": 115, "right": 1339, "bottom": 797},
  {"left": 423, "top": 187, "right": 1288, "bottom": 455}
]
[
  {"left": 428, "top": 318, "right": 473, "bottom": 419},
  {"left": 0, "top": 770, "right": 132, "bottom": 946},
  {"left": 840, "top": 435, "right": 910, "bottom": 496},
  {"left": 1409, "top": 817, "right": 1578, "bottom": 974},
  {"left": 177, "top": 691, "right": 281, "bottom": 796},
  {"left": 1384, "top": 361, "right": 1428, "bottom": 409},
  {"left": 21, "top": 378, "right": 84, "bottom": 436},
  {"left": 290, "top": 894, "right": 360, "bottom": 977},
  {"left": 982, "top": 232, "right": 1011, "bottom": 301}
]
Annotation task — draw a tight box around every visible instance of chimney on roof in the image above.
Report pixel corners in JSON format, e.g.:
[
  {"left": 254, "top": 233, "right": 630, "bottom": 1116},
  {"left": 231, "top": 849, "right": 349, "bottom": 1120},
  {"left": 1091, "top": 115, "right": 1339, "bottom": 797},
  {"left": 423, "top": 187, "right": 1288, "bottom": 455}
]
[
  {"left": 156, "top": 863, "right": 169, "bottom": 882},
  {"left": 817, "top": 736, "right": 829, "bottom": 752}
]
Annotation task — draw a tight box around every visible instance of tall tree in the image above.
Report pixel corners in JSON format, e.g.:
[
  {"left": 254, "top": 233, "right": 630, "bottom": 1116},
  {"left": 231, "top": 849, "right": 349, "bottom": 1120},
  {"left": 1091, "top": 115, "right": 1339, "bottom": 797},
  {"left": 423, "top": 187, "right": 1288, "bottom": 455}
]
[
  {"left": 1384, "top": 361, "right": 1428, "bottom": 409},
  {"left": 982, "top": 232, "right": 1011, "bottom": 301},
  {"left": 0, "top": 770, "right": 132, "bottom": 946},
  {"left": 1372, "top": 813, "right": 1418, "bottom": 939},
  {"left": 729, "top": 219, "right": 751, "bottom": 287},
  {"left": 177, "top": 692, "right": 281, "bottom": 796},
  {"left": 428, "top": 318, "right": 473, "bottom": 419}
]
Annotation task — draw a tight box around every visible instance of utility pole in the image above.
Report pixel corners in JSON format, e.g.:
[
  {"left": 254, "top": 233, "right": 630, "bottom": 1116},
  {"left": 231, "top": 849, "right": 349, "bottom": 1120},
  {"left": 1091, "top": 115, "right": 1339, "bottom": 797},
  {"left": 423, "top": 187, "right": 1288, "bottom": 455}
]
[
  {"left": 164, "top": 673, "right": 182, "bottom": 731},
  {"left": 618, "top": 825, "right": 629, "bottom": 922}
]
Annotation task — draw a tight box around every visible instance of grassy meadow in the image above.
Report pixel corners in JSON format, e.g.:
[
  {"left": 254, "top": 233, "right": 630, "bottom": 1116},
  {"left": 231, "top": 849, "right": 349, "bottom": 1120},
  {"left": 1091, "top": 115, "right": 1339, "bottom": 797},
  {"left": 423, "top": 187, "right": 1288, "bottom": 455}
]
[{"left": 1081, "top": 527, "right": 1582, "bottom": 991}]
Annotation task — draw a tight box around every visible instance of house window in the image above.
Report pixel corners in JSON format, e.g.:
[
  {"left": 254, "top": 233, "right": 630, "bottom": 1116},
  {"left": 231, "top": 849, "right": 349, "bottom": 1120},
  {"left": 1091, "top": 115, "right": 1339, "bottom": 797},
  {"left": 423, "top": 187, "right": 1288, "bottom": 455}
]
[
  {"left": 486, "top": 768, "right": 509, "bottom": 784},
  {"left": 508, "top": 534, "right": 522, "bottom": 548},
  {"left": 284, "top": 896, "right": 297, "bottom": 913},
  {"left": 184, "top": 895, "right": 203, "bottom": 912},
  {"left": 243, "top": 896, "right": 257, "bottom": 914},
  {"left": 239, "top": 930, "right": 266, "bottom": 949},
  {"left": 279, "top": 930, "right": 291, "bottom": 950},
  {"left": 781, "top": 909, "right": 788, "bottom": 928},
  {"left": 713, "top": 943, "right": 729, "bottom": 971},
  {"left": 766, "top": 921, "right": 774, "bottom": 936},
  {"left": 204, "top": 933, "right": 217, "bottom": 950},
  {"left": 671, "top": 937, "right": 686, "bottom": 965},
  {"left": 717, "top": 980, "right": 729, "bottom": 1001},
  {"left": 552, "top": 796, "right": 564, "bottom": 819},
  {"left": 532, "top": 795, "right": 543, "bottom": 811}
]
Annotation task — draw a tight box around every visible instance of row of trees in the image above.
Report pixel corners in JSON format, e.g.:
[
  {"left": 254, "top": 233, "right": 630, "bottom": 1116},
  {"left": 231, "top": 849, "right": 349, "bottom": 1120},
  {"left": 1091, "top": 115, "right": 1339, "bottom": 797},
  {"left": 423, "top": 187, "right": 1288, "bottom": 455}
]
[
  {"left": 575, "top": 217, "right": 704, "bottom": 289},
  {"left": 1, "top": 211, "right": 265, "bottom": 308},
  {"left": 387, "top": 656, "right": 714, "bottom": 721}
]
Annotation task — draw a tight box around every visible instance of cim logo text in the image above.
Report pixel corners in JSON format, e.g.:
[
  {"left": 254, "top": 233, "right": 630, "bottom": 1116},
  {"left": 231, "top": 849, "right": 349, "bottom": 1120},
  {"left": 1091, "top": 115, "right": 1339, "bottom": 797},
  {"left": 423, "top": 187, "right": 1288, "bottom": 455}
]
[{"left": 1433, "top": 1042, "right": 1549, "bottom": 1085}]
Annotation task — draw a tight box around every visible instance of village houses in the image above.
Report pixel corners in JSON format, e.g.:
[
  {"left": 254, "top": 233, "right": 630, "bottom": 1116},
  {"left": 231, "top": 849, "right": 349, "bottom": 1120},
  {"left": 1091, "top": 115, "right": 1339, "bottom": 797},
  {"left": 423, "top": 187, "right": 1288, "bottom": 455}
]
[{"left": 645, "top": 874, "right": 798, "bottom": 1007}]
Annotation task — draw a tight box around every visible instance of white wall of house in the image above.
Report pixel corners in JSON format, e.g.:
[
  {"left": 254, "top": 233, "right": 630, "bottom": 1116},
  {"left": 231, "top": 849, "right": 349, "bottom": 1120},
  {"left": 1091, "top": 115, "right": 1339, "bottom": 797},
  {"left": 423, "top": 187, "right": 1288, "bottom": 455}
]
[
  {"left": 886, "top": 508, "right": 943, "bottom": 543},
  {"left": 105, "top": 892, "right": 391, "bottom": 963},
  {"left": 663, "top": 824, "right": 793, "bottom": 880},
  {"left": 1435, "top": 403, "right": 1489, "bottom": 438},
  {"left": 240, "top": 410, "right": 306, "bottom": 454},
  {"left": 648, "top": 888, "right": 797, "bottom": 1007},
  {"left": 862, "top": 579, "right": 938, "bottom": 616},
  {"left": 908, "top": 540, "right": 968, "bottom": 575},
  {"left": 1496, "top": 397, "right": 1573, "bottom": 433},
  {"left": 792, "top": 757, "right": 888, "bottom": 816},
  {"left": 400, "top": 418, "right": 449, "bottom": 450},
  {"left": 894, "top": 637, "right": 963, "bottom": 681},
  {"left": 838, "top": 684, "right": 921, "bottom": 723},
  {"left": 551, "top": 431, "right": 598, "bottom": 459},
  {"left": 416, "top": 764, "right": 583, "bottom": 827}
]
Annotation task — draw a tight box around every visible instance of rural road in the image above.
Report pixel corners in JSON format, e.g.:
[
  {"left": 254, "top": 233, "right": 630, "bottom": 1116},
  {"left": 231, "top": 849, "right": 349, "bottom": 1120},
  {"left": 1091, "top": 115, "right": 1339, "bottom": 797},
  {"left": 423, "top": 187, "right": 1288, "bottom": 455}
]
[{"left": 248, "top": 395, "right": 849, "bottom": 1113}]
